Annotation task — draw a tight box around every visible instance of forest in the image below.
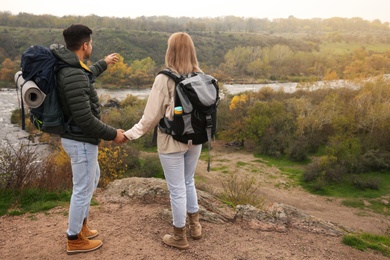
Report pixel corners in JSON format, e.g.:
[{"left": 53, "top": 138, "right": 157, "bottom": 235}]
[
  {"left": 0, "top": 13, "right": 389, "bottom": 192},
  {"left": 1, "top": 12, "right": 390, "bottom": 88}
]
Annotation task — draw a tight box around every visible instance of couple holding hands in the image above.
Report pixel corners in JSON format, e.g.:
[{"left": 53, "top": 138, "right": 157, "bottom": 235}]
[{"left": 52, "top": 24, "right": 204, "bottom": 254}]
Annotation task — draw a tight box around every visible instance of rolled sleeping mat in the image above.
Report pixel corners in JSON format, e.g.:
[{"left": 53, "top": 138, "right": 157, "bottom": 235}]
[{"left": 14, "top": 71, "right": 46, "bottom": 108}]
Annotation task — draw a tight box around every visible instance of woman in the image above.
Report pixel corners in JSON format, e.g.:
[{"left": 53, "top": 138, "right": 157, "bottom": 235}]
[{"left": 123, "top": 32, "right": 203, "bottom": 249}]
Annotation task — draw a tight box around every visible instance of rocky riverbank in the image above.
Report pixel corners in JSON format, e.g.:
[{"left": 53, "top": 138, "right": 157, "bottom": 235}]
[{"left": 0, "top": 88, "right": 30, "bottom": 147}]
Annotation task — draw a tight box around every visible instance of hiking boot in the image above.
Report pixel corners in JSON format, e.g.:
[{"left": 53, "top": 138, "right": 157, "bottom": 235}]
[
  {"left": 82, "top": 218, "right": 98, "bottom": 239},
  {"left": 188, "top": 212, "right": 202, "bottom": 240},
  {"left": 162, "top": 226, "right": 189, "bottom": 250},
  {"left": 67, "top": 232, "right": 102, "bottom": 255}
]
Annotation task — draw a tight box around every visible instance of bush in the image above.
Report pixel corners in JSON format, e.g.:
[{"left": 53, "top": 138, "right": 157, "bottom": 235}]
[
  {"left": 359, "top": 150, "right": 390, "bottom": 172},
  {"left": 0, "top": 140, "right": 42, "bottom": 190},
  {"left": 10, "top": 108, "right": 21, "bottom": 125},
  {"left": 0, "top": 139, "right": 72, "bottom": 191},
  {"left": 219, "top": 173, "right": 264, "bottom": 208},
  {"left": 120, "top": 94, "right": 145, "bottom": 108},
  {"left": 130, "top": 154, "right": 164, "bottom": 179},
  {"left": 287, "top": 136, "right": 308, "bottom": 162},
  {"left": 352, "top": 177, "right": 380, "bottom": 191},
  {"left": 10, "top": 109, "right": 40, "bottom": 137},
  {"left": 303, "top": 156, "right": 346, "bottom": 184},
  {"left": 98, "top": 141, "right": 133, "bottom": 188},
  {"left": 33, "top": 146, "right": 72, "bottom": 191},
  {"left": 101, "top": 101, "right": 145, "bottom": 131}
]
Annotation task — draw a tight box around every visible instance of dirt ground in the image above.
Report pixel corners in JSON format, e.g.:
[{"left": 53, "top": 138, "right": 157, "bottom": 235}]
[{"left": 0, "top": 141, "right": 389, "bottom": 260}]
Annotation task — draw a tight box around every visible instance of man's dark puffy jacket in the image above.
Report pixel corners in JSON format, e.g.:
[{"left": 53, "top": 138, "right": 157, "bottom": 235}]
[{"left": 50, "top": 44, "right": 117, "bottom": 145}]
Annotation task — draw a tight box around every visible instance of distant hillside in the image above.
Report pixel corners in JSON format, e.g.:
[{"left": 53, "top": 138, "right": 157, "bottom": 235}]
[
  {"left": 0, "top": 26, "right": 318, "bottom": 68},
  {"left": 1, "top": 13, "right": 389, "bottom": 68}
]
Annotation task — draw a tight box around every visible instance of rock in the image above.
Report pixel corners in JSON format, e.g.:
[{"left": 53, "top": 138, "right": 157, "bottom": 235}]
[
  {"left": 104, "top": 177, "right": 169, "bottom": 204},
  {"left": 103, "top": 98, "right": 120, "bottom": 108},
  {"left": 103, "top": 177, "right": 347, "bottom": 236},
  {"left": 235, "top": 203, "right": 345, "bottom": 236},
  {"left": 103, "top": 177, "right": 233, "bottom": 223}
]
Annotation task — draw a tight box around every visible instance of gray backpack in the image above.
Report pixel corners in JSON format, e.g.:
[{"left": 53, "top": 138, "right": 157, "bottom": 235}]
[{"left": 158, "top": 69, "right": 220, "bottom": 171}]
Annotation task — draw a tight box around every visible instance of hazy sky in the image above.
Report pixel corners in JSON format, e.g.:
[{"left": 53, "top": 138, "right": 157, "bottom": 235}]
[{"left": 2, "top": 0, "right": 390, "bottom": 22}]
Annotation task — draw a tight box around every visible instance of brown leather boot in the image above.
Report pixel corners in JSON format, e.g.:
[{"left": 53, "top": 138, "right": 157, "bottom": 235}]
[
  {"left": 162, "top": 226, "right": 189, "bottom": 250},
  {"left": 82, "top": 218, "right": 98, "bottom": 239},
  {"left": 67, "top": 232, "right": 103, "bottom": 255},
  {"left": 188, "top": 212, "right": 202, "bottom": 240}
]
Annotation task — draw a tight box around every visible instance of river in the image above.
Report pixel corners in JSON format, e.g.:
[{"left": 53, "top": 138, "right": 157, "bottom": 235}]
[
  {"left": 97, "top": 79, "right": 362, "bottom": 101},
  {"left": 97, "top": 82, "right": 300, "bottom": 100}
]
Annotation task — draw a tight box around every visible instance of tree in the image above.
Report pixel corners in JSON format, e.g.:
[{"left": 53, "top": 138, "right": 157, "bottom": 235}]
[
  {"left": 268, "top": 44, "right": 293, "bottom": 77},
  {"left": 0, "top": 58, "right": 17, "bottom": 81},
  {"left": 99, "top": 54, "right": 132, "bottom": 86},
  {"left": 220, "top": 93, "right": 254, "bottom": 144},
  {"left": 245, "top": 100, "right": 295, "bottom": 156},
  {"left": 128, "top": 57, "right": 156, "bottom": 87},
  {"left": 246, "top": 58, "right": 271, "bottom": 78},
  {"left": 130, "top": 57, "right": 156, "bottom": 75}
]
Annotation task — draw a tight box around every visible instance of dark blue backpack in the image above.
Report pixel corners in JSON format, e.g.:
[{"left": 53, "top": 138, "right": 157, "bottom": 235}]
[{"left": 16, "top": 45, "right": 71, "bottom": 134}]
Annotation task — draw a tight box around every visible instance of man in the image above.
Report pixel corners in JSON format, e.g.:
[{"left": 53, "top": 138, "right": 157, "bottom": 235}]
[{"left": 50, "top": 24, "right": 125, "bottom": 254}]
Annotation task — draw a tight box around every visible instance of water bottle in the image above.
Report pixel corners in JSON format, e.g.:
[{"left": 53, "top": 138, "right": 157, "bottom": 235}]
[{"left": 174, "top": 106, "right": 183, "bottom": 116}]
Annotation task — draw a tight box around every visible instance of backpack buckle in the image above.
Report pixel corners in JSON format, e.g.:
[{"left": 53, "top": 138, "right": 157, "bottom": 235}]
[{"left": 206, "top": 115, "right": 213, "bottom": 128}]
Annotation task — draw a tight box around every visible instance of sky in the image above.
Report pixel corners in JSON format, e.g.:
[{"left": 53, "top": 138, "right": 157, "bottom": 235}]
[{"left": 1, "top": 0, "right": 390, "bottom": 22}]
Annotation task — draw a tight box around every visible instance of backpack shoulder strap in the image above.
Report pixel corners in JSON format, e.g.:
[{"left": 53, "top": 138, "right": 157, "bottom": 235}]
[{"left": 158, "top": 69, "right": 183, "bottom": 84}]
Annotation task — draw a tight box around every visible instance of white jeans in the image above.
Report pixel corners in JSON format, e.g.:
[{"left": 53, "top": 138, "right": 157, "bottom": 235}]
[
  {"left": 61, "top": 138, "right": 100, "bottom": 236},
  {"left": 159, "top": 144, "right": 202, "bottom": 228}
]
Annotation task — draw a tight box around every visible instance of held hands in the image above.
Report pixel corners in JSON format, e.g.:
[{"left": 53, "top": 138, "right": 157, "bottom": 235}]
[
  {"left": 114, "top": 129, "right": 128, "bottom": 144},
  {"left": 105, "top": 53, "right": 119, "bottom": 66}
]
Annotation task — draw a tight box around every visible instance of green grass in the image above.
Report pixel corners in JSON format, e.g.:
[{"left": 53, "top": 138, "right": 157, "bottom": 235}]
[
  {"left": 342, "top": 233, "right": 390, "bottom": 257},
  {"left": 254, "top": 154, "right": 307, "bottom": 181},
  {"left": 254, "top": 154, "right": 390, "bottom": 215},
  {"left": 255, "top": 154, "right": 310, "bottom": 167},
  {"left": 0, "top": 189, "right": 71, "bottom": 216},
  {"left": 0, "top": 190, "right": 18, "bottom": 216},
  {"left": 302, "top": 172, "right": 390, "bottom": 198},
  {"left": 342, "top": 198, "right": 390, "bottom": 216},
  {"left": 210, "top": 165, "right": 229, "bottom": 173},
  {"left": 236, "top": 161, "right": 250, "bottom": 167}
]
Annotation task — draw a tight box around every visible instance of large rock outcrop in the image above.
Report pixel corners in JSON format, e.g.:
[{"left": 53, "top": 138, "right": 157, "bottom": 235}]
[{"left": 102, "top": 177, "right": 346, "bottom": 236}]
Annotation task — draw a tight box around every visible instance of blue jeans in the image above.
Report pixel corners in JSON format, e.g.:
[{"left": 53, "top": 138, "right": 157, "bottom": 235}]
[
  {"left": 61, "top": 138, "right": 100, "bottom": 236},
  {"left": 159, "top": 144, "right": 202, "bottom": 228}
]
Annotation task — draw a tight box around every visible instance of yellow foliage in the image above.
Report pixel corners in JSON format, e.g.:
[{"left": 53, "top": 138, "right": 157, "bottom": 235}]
[
  {"left": 98, "top": 141, "right": 129, "bottom": 188},
  {"left": 323, "top": 69, "right": 338, "bottom": 80},
  {"left": 229, "top": 94, "right": 248, "bottom": 110},
  {"left": 0, "top": 58, "right": 17, "bottom": 81},
  {"left": 53, "top": 146, "right": 70, "bottom": 167}
]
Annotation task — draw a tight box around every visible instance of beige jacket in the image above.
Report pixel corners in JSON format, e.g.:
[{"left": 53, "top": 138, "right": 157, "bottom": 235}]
[{"left": 124, "top": 74, "right": 194, "bottom": 154}]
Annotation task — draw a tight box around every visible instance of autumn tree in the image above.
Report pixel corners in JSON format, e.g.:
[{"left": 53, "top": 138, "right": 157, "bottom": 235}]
[
  {"left": 219, "top": 93, "right": 254, "bottom": 144},
  {"left": 268, "top": 44, "right": 293, "bottom": 78},
  {"left": 0, "top": 58, "right": 18, "bottom": 81},
  {"left": 99, "top": 53, "right": 132, "bottom": 86}
]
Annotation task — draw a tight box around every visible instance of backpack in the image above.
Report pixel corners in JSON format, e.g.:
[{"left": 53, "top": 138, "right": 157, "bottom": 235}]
[
  {"left": 158, "top": 69, "right": 220, "bottom": 171},
  {"left": 14, "top": 45, "right": 71, "bottom": 135}
]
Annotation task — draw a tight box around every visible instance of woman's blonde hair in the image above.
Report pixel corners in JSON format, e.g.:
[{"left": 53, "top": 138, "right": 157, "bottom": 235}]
[{"left": 165, "top": 32, "right": 201, "bottom": 75}]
